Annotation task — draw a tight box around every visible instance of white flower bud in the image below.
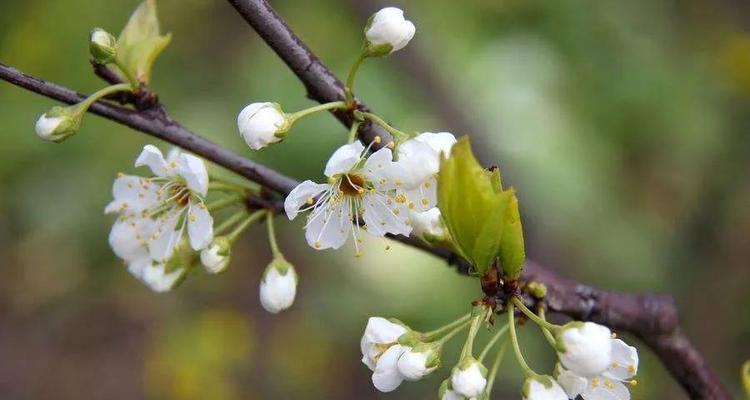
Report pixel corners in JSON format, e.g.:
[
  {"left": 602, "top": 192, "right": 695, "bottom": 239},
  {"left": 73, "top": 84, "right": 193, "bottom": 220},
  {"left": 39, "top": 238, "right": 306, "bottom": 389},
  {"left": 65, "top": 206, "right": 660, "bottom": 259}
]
[
  {"left": 35, "top": 106, "right": 81, "bottom": 143},
  {"left": 410, "top": 207, "right": 445, "bottom": 239},
  {"left": 438, "top": 379, "right": 465, "bottom": 400},
  {"left": 557, "top": 322, "right": 613, "bottom": 376},
  {"left": 90, "top": 28, "right": 117, "bottom": 63},
  {"left": 364, "top": 7, "right": 416, "bottom": 56},
  {"left": 200, "top": 236, "right": 231, "bottom": 274},
  {"left": 360, "top": 317, "right": 408, "bottom": 371},
  {"left": 237, "top": 102, "right": 288, "bottom": 150},
  {"left": 259, "top": 257, "right": 297, "bottom": 313},
  {"left": 450, "top": 358, "right": 487, "bottom": 398},
  {"left": 522, "top": 375, "right": 568, "bottom": 400},
  {"left": 397, "top": 342, "right": 440, "bottom": 381}
]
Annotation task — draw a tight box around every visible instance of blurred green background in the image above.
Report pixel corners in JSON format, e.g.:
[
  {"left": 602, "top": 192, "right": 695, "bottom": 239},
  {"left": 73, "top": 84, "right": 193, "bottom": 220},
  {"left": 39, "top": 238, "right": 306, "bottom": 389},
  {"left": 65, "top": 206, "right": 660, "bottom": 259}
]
[{"left": 1, "top": 0, "right": 749, "bottom": 398}]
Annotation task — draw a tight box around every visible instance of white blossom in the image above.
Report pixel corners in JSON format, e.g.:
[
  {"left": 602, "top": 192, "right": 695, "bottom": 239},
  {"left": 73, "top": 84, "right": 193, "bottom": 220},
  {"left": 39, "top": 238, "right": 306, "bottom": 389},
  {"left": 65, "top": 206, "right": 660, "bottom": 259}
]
[
  {"left": 372, "top": 344, "right": 408, "bottom": 392},
  {"left": 450, "top": 358, "right": 487, "bottom": 398},
  {"left": 410, "top": 207, "right": 445, "bottom": 239},
  {"left": 365, "top": 7, "right": 416, "bottom": 54},
  {"left": 360, "top": 317, "right": 408, "bottom": 371},
  {"left": 557, "top": 322, "right": 613, "bottom": 376},
  {"left": 523, "top": 375, "right": 568, "bottom": 400},
  {"left": 237, "top": 102, "right": 288, "bottom": 150},
  {"left": 397, "top": 343, "right": 439, "bottom": 381},
  {"left": 284, "top": 142, "right": 412, "bottom": 254},
  {"left": 557, "top": 339, "right": 639, "bottom": 400},
  {"left": 259, "top": 258, "right": 297, "bottom": 313},
  {"left": 200, "top": 236, "right": 231, "bottom": 274},
  {"left": 35, "top": 111, "right": 79, "bottom": 143}
]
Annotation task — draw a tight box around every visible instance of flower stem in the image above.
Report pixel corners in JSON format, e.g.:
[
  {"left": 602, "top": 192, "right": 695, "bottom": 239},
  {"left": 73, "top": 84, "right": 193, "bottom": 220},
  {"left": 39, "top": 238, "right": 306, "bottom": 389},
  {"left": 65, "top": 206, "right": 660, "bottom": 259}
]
[
  {"left": 424, "top": 313, "right": 471, "bottom": 341},
  {"left": 537, "top": 306, "right": 558, "bottom": 348},
  {"left": 459, "top": 306, "right": 488, "bottom": 360},
  {"left": 434, "top": 319, "right": 472, "bottom": 347},
  {"left": 347, "top": 120, "right": 362, "bottom": 143},
  {"left": 483, "top": 340, "right": 509, "bottom": 398},
  {"left": 478, "top": 324, "right": 509, "bottom": 362},
  {"left": 288, "top": 101, "right": 347, "bottom": 122},
  {"left": 215, "top": 211, "right": 247, "bottom": 236},
  {"left": 266, "top": 212, "right": 283, "bottom": 258},
  {"left": 208, "top": 181, "right": 247, "bottom": 194},
  {"left": 511, "top": 297, "right": 559, "bottom": 332},
  {"left": 227, "top": 210, "right": 266, "bottom": 242},
  {"left": 77, "top": 83, "right": 133, "bottom": 111},
  {"left": 344, "top": 53, "right": 367, "bottom": 106},
  {"left": 508, "top": 302, "right": 536, "bottom": 378},
  {"left": 360, "top": 112, "right": 411, "bottom": 140},
  {"left": 206, "top": 194, "right": 242, "bottom": 212}
]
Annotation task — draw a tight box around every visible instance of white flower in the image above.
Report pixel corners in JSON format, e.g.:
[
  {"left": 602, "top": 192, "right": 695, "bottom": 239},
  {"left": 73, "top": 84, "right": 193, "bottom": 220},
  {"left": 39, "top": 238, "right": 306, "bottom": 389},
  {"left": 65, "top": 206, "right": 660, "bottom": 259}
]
[
  {"left": 259, "top": 257, "right": 298, "bottom": 313},
  {"left": 284, "top": 142, "right": 412, "bottom": 254},
  {"left": 523, "top": 375, "right": 568, "bottom": 400},
  {"left": 450, "top": 358, "right": 488, "bottom": 398},
  {"left": 200, "top": 236, "right": 231, "bottom": 274},
  {"left": 397, "top": 343, "right": 439, "bottom": 381},
  {"left": 439, "top": 379, "right": 474, "bottom": 400},
  {"left": 105, "top": 145, "right": 213, "bottom": 264},
  {"left": 360, "top": 317, "right": 408, "bottom": 371},
  {"left": 372, "top": 344, "right": 408, "bottom": 392},
  {"left": 237, "top": 102, "right": 288, "bottom": 150},
  {"left": 90, "top": 28, "right": 116, "bottom": 63},
  {"left": 557, "top": 339, "right": 639, "bottom": 400},
  {"left": 35, "top": 109, "right": 79, "bottom": 143},
  {"left": 365, "top": 7, "right": 416, "bottom": 54},
  {"left": 410, "top": 207, "right": 445, "bottom": 239},
  {"left": 557, "top": 322, "right": 613, "bottom": 376}
]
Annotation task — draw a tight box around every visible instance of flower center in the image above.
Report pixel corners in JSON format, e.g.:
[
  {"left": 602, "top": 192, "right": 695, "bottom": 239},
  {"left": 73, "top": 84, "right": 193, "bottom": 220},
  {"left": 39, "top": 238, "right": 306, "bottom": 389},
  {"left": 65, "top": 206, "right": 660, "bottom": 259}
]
[
  {"left": 339, "top": 173, "right": 366, "bottom": 196},
  {"left": 168, "top": 182, "right": 191, "bottom": 206}
]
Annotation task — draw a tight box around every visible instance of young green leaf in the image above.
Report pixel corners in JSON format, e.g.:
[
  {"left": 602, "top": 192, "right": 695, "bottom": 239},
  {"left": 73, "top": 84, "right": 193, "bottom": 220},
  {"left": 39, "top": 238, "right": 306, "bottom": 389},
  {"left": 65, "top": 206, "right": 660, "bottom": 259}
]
[
  {"left": 115, "top": 0, "right": 172, "bottom": 84},
  {"left": 438, "top": 137, "right": 512, "bottom": 275},
  {"left": 498, "top": 191, "right": 525, "bottom": 279}
]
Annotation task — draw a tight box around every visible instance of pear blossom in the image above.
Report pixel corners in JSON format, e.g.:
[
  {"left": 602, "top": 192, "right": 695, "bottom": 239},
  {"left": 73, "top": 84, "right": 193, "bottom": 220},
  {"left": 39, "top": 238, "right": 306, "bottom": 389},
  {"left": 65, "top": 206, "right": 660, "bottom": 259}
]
[
  {"left": 397, "top": 342, "right": 440, "bottom": 381},
  {"left": 365, "top": 7, "right": 416, "bottom": 55},
  {"left": 105, "top": 145, "right": 213, "bottom": 264},
  {"left": 523, "top": 375, "right": 568, "bottom": 400},
  {"left": 372, "top": 344, "right": 408, "bottom": 392},
  {"left": 284, "top": 141, "right": 411, "bottom": 253},
  {"left": 556, "top": 339, "right": 639, "bottom": 400},
  {"left": 556, "top": 322, "right": 613, "bottom": 376},
  {"left": 259, "top": 257, "right": 298, "bottom": 313},
  {"left": 360, "top": 317, "right": 408, "bottom": 371},
  {"left": 237, "top": 102, "right": 288, "bottom": 150},
  {"left": 200, "top": 236, "right": 231, "bottom": 274},
  {"left": 450, "top": 358, "right": 488, "bottom": 398}
]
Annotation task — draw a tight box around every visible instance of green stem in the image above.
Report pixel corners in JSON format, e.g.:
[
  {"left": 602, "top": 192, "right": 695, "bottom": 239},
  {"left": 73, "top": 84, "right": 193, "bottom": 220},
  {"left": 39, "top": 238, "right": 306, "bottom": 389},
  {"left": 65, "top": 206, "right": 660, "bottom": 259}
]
[
  {"left": 266, "top": 212, "right": 283, "bottom": 258},
  {"left": 347, "top": 120, "right": 362, "bottom": 143},
  {"left": 227, "top": 210, "right": 266, "bottom": 242},
  {"left": 345, "top": 53, "right": 367, "bottom": 105},
  {"left": 208, "top": 171, "right": 257, "bottom": 192},
  {"left": 511, "top": 297, "right": 558, "bottom": 332},
  {"left": 508, "top": 303, "right": 536, "bottom": 378},
  {"left": 537, "top": 306, "right": 558, "bottom": 348},
  {"left": 214, "top": 211, "right": 247, "bottom": 236},
  {"left": 459, "top": 306, "right": 488, "bottom": 360},
  {"left": 478, "top": 324, "right": 509, "bottom": 362},
  {"left": 288, "top": 101, "right": 347, "bottom": 122},
  {"left": 113, "top": 58, "right": 140, "bottom": 90},
  {"left": 208, "top": 182, "right": 247, "bottom": 194},
  {"left": 206, "top": 195, "right": 242, "bottom": 212},
  {"left": 77, "top": 83, "right": 132, "bottom": 111},
  {"left": 484, "top": 340, "right": 509, "bottom": 397},
  {"left": 434, "top": 319, "right": 472, "bottom": 347},
  {"left": 360, "top": 112, "right": 411, "bottom": 140},
  {"left": 424, "top": 313, "right": 471, "bottom": 341}
]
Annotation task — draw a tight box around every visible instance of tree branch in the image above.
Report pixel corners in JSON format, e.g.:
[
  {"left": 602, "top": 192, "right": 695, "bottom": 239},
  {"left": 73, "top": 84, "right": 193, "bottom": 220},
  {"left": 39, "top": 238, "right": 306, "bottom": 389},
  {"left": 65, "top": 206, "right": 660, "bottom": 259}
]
[{"left": 0, "top": 4, "right": 729, "bottom": 396}]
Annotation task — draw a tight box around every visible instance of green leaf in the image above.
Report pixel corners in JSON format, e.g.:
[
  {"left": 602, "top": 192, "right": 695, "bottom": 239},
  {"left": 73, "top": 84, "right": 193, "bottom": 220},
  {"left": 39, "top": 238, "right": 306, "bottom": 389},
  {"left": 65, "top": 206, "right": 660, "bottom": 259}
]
[
  {"left": 438, "top": 137, "right": 512, "bottom": 275},
  {"left": 115, "top": 0, "right": 171, "bottom": 84},
  {"left": 498, "top": 191, "right": 526, "bottom": 279}
]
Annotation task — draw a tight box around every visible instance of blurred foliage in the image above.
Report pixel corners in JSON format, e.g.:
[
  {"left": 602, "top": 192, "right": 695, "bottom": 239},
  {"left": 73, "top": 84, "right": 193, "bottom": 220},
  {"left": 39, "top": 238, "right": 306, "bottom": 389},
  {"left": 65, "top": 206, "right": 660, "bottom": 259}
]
[{"left": 0, "top": 0, "right": 749, "bottom": 399}]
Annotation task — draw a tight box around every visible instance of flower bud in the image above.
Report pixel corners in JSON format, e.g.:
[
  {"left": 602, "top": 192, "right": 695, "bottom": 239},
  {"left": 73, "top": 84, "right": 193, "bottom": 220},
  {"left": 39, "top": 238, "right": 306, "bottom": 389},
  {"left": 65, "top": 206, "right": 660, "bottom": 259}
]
[
  {"left": 35, "top": 106, "right": 82, "bottom": 143},
  {"left": 89, "top": 28, "right": 117, "bottom": 63},
  {"left": 556, "top": 322, "right": 613, "bottom": 376},
  {"left": 259, "top": 256, "right": 298, "bottom": 313},
  {"left": 237, "top": 102, "right": 288, "bottom": 150},
  {"left": 410, "top": 207, "right": 445, "bottom": 240},
  {"left": 522, "top": 375, "right": 568, "bottom": 400},
  {"left": 361, "top": 317, "right": 408, "bottom": 371},
  {"left": 450, "top": 357, "right": 488, "bottom": 398},
  {"left": 200, "top": 236, "right": 231, "bottom": 274},
  {"left": 397, "top": 342, "right": 440, "bottom": 381},
  {"left": 364, "top": 7, "right": 416, "bottom": 56},
  {"left": 438, "top": 379, "right": 464, "bottom": 400}
]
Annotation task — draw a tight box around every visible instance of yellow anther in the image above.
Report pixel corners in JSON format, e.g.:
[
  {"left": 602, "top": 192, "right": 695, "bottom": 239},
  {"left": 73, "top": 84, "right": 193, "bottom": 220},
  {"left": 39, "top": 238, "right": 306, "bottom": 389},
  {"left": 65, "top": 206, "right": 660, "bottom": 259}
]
[
  {"left": 611, "top": 362, "right": 620, "bottom": 368},
  {"left": 190, "top": 214, "right": 197, "bottom": 222},
  {"left": 355, "top": 252, "right": 363, "bottom": 258},
  {"left": 386, "top": 198, "right": 393, "bottom": 205},
  {"left": 373, "top": 135, "right": 382, "bottom": 144},
  {"left": 629, "top": 380, "right": 638, "bottom": 386},
  {"left": 314, "top": 241, "right": 321, "bottom": 249},
  {"left": 393, "top": 209, "right": 400, "bottom": 215},
  {"left": 423, "top": 181, "right": 431, "bottom": 188},
  {"left": 604, "top": 380, "right": 614, "bottom": 389},
  {"left": 117, "top": 172, "right": 125, "bottom": 178},
  {"left": 306, "top": 196, "right": 314, "bottom": 205},
  {"left": 627, "top": 365, "right": 636, "bottom": 374},
  {"left": 386, "top": 141, "right": 395, "bottom": 149},
  {"left": 611, "top": 332, "right": 617, "bottom": 339},
  {"left": 591, "top": 377, "right": 600, "bottom": 388},
  {"left": 395, "top": 194, "right": 406, "bottom": 204},
  {"left": 169, "top": 161, "right": 177, "bottom": 168},
  {"left": 420, "top": 197, "right": 429, "bottom": 206},
  {"left": 394, "top": 179, "right": 402, "bottom": 186},
  {"left": 408, "top": 202, "right": 415, "bottom": 210}
]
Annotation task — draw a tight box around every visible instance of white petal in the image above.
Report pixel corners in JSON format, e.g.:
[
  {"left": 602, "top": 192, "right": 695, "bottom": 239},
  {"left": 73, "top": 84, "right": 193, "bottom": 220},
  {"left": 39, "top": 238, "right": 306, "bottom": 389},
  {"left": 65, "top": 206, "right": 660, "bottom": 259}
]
[
  {"left": 410, "top": 207, "right": 444, "bottom": 237},
  {"left": 396, "top": 139, "right": 440, "bottom": 188},
  {"left": 105, "top": 175, "right": 160, "bottom": 214},
  {"left": 148, "top": 209, "right": 182, "bottom": 262},
  {"left": 135, "top": 145, "right": 171, "bottom": 177},
  {"left": 362, "top": 192, "right": 411, "bottom": 237},
  {"left": 602, "top": 339, "right": 639, "bottom": 381},
  {"left": 324, "top": 142, "right": 365, "bottom": 177},
  {"left": 414, "top": 132, "right": 457, "bottom": 157},
  {"left": 363, "top": 317, "right": 408, "bottom": 344},
  {"left": 126, "top": 257, "right": 151, "bottom": 280},
  {"left": 372, "top": 345, "right": 406, "bottom": 392},
  {"left": 237, "top": 102, "right": 286, "bottom": 150},
  {"left": 109, "top": 217, "right": 154, "bottom": 261},
  {"left": 361, "top": 147, "right": 399, "bottom": 191},
  {"left": 400, "top": 177, "right": 437, "bottom": 213},
  {"left": 177, "top": 153, "right": 209, "bottom": 196},
  {"left": 259, "top": 265, "right": 297, "bottom": 313},
  {"left": 165, "top": 147, "right": 182, "bottom": 164},
  {"left": 304, "top": 200, "right": 351, "bottom": 250},
  {"left": 284, "top": 180, "right": 330, "bottom": 220},
  {"left": 365, "top": 7, "right": 416, "bottom": 53},
  {"left": 559, "top": 322, "right": 613, "bottom": 376},
  {"left": 557, "top": 367, "right": 588, "bottom": 398},
  {"left": 143, "top": 262, "right": 184, "bottom": 293},
  {"left": 187, "top": 201, "right": 213, "bottom": 251},
  {"left": 582, "top": 379, "right": 630, "bottom": 400}
]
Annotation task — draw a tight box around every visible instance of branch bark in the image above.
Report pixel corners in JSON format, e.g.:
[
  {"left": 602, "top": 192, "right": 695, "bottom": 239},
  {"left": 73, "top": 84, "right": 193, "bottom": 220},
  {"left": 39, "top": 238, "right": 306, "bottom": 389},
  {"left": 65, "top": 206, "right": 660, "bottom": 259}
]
[{"left": 0, "top": 4, "right": 730, "bottom": 397}]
